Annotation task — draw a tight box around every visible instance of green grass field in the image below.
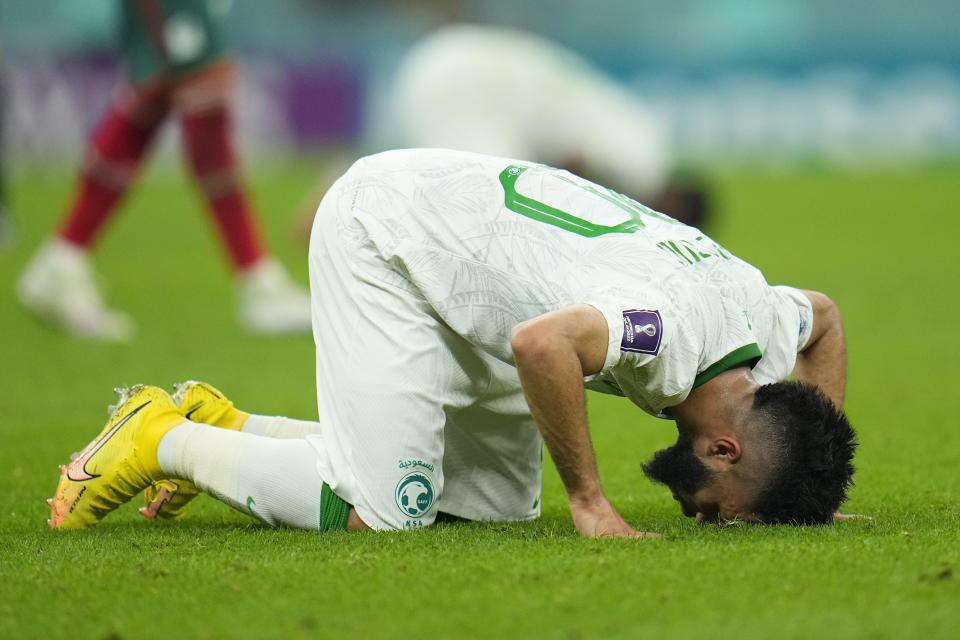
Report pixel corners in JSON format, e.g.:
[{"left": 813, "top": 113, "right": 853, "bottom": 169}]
[{"left": 1, "top": 160, "right": 958, "bottom": 639}]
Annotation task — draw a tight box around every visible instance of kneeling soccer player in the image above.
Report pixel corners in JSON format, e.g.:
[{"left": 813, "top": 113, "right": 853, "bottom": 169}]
[{"left": 49, "top": 149, "right": 857, "bottom": 536}]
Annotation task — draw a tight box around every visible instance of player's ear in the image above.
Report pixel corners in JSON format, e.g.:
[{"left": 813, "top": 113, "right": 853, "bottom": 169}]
[{"left": 707, "top": 437, "right": 742, "bottom": 464}]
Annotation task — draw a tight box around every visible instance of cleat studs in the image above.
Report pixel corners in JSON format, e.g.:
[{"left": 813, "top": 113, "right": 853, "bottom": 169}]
[
  {"left": 110, "top": 386, "right": 129, "bottom": 414},
  {"left": 109, "top": 384, "right": 145, "bottom": 414},
  {"left": 46, "top": 498, "right": 53, "bottom": 506}
]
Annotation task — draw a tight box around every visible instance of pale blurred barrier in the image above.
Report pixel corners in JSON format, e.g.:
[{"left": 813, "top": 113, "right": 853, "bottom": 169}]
[
  {"left": 6, "top": 55, "right": 958, "bottom": 167},
  {"left": 634, "top": 66, "right": 960, "bottom": 163},
  {"left": 2, "top": 0, "right": 958, "bottom": 166}
]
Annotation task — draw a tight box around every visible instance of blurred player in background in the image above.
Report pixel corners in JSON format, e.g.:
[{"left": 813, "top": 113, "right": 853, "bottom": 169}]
[
  {"left": 16, "top": 0, "right": 311, "bottom": 341},
  {"left": 382, "top": 24, "right": 708, "bottom": 227}
]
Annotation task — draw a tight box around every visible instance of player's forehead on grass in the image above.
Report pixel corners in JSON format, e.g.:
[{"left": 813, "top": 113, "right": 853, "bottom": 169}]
[{"left": 644, "top": 381, "right": 857, "bottom": 525}]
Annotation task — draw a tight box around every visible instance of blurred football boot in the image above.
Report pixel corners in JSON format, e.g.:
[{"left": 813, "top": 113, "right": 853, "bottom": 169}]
[
  {"left": 17, "top": 238, "right": 135, "bottom": 342},
  {"left": 236, "top": 257, "right": 312, "bottom": 335}
]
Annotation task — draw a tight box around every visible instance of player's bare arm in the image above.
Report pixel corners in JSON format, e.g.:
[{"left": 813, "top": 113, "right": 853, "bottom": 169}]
[
  {"left": 511, "top": 304, "right": 657, "bottom": 539},
  {"left": 794, "top": 290, "right": 860, "bottom": 522},
  {"left": 793, "top": 290, "right": 847, "bottom": 408}
]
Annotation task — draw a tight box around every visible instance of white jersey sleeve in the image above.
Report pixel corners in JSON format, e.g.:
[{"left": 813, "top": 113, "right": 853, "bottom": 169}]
[
  {"left": 584, "top": 283, "right": 762, "bottom": 416},
  {"left": 750, "top": 285, "right": 814, "bottom": 384},
  {"left": 582, "top": 294, "right": 699, "bottom": 410},
  {"left": 585, "top": 283, "right": 814, "bottom": 414}
]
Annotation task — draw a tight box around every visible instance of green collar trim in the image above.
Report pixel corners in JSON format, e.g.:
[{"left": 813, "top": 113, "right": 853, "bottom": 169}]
[
  {"left": 693, "top": 343, "right": 762, "bottom": 388},
  {"left": 319, "top": 482, "right": 350, "bottom": 532}
]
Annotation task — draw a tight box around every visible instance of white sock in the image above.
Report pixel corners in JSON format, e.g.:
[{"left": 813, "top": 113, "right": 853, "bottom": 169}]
[
  {"left": 157, "top": 421, "right": 324, "bottom": 529},
  {"left": 241, "top": 414, "right": 320, "bottom": 439}
]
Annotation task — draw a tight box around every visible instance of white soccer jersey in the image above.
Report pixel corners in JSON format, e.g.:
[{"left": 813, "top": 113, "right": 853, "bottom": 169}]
[
  {"left": 387, "top": 24, "right": 671, "bottom": 198},
  {"left": 307, "top": 148, "right": 812, "bottom": 530},
  {"left": 335, "top": 148, "right": 809, "bottom": 412}
]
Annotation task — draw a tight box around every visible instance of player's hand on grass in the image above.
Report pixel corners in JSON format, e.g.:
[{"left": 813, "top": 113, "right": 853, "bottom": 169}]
[
  {"left": 569, "top": 495, "right": 659, "bottom": 539},
  {"left": 833, "top": 511, "right": 872, "bottom": 521}
]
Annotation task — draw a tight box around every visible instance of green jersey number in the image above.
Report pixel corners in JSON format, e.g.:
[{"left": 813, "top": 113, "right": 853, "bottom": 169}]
[{"left": 499, "top": 165, "right": 678, "bottom": 238}]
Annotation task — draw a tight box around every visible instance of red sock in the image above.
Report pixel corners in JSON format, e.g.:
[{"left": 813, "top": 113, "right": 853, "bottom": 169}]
[
  {"left": 180, "top": 106, "right": 265, "bottom": 270},
  {"left": 58, "top": 88, "right": 169, "bottom": 248}
]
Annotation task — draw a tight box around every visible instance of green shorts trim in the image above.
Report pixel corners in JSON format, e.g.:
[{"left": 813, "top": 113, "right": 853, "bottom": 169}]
[
  {"left": 693, "top": 343, "right": 762, "bottom": 388},
  {"left": 319, "top": 483, "right": 350, "bottom": 532}
]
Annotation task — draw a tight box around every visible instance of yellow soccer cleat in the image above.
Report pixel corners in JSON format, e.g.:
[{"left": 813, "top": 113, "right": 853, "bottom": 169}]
[
  {"left": 49, "top": 385, "right": 186, "bottom": 529},
  {"left": 174, "top": 380, "right": 249, "bottom": 431},
  {"left": 139, "top": 479, "right": 189, "bottom": 521},
  {"left": 140, "top": 381, "right": 249, "bottom": 521}
]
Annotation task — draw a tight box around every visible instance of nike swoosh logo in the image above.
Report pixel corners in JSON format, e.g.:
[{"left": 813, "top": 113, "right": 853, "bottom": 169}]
[
  {"left": 184, "top": 402, "right": 205, "bottom": 420},
  {"left": 66, "top": 401, "right": 151, "bottom": 482},
  {"left": 246, "top": 496, "right": 256, "bottom": 513}
]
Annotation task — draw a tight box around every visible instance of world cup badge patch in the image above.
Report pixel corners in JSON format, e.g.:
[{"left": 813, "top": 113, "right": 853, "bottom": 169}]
[{"left": 621, "top": 309, "right": 663, "bottom": 355}]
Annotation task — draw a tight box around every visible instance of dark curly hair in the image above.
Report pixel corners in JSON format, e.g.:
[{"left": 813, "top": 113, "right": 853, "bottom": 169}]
[{"left": 749, "top": 381, "right": 858, "bottom": 524}]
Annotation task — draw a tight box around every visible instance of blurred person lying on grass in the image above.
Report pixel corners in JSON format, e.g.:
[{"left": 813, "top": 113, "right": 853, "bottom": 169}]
[
  {"left": 49, "top": 149, "right": 857, "bottom": 537},
  {"left": 296, "top": 24, "right": 709, "bottom": 242},
  {"left": 384, "top": 24, "right": 710, "bottom": 228}
]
